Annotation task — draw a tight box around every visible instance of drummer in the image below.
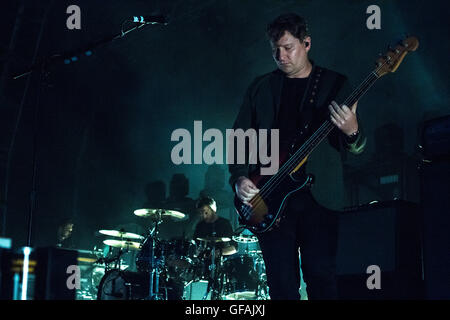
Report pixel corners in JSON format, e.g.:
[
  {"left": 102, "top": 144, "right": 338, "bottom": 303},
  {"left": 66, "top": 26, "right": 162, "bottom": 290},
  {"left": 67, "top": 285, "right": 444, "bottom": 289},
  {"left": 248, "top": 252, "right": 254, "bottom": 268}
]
[
  {"left": 56, "top": 217, "right": 76, "bottom": 249},
  {"left": 193, "top": 197, "right": 236, "bottom": 256}
]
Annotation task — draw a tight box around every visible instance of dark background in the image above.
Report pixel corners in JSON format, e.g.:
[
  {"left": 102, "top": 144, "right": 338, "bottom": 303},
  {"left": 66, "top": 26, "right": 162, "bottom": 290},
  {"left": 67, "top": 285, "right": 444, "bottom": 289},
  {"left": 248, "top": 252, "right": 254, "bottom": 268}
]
[{"left": 0, "top": 0, "right": 448, "bottom": 250}]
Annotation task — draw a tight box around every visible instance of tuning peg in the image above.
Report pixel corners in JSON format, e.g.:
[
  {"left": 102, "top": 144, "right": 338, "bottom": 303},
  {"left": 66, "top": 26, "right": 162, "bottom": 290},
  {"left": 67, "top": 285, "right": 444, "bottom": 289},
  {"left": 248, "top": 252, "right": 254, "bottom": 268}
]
[
  {"left": 399, "top": 33, "right": 410, "bottom": 46},
  {"left": 375, "top": 53, "right": 384, "bottom": 67},
  {"left": 379, "top": 53, "right": 390, "bottom": 60},
  {"left": 387, "top": 44, "right": 400, "bottom": 55}
]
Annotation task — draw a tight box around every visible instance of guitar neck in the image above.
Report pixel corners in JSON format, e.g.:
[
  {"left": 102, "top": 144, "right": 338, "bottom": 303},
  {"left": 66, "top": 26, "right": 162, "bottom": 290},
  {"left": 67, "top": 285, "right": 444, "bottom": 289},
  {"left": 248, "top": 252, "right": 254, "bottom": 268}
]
[
  {"left": 281, "top": 69, "right": 380, "bottom": 176},
  {"left": 343, "top": 70, "right": 379, "bottom": 107}
]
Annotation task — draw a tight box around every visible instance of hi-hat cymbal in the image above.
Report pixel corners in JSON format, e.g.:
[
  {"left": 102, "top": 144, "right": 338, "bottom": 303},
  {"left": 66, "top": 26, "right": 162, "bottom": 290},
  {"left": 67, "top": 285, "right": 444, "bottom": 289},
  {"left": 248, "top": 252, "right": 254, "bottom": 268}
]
[
  {"left": 196, "top": 236, "right": 231, "bottom": 243},
  {"left": 103, "top": 239, "right": 141, "bottom": 250},
  {"left": 232, "top": 234, "right": 258, "bottom": 243},
  {"left": 133, "top": 208, "right": 187, "bottom": 220},
  {"left": 99, "top": 229, "right": 144, "bottom": 240}
]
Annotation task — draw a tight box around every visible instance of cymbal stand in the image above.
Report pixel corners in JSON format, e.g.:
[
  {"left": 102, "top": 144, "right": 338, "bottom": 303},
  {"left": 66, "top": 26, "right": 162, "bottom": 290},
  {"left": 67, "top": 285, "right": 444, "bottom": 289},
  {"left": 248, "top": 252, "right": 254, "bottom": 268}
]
[
  {"left": 100, "top": 242, "right": 125, "bottom": 271},
  {"left": 114, "top": 249, "right": 122, "bottom": 270},
  {"left": 254, "top": 254, "right": 268, "bottom": 300},
  {"left": 114, "top": 234, "right": 126, "bottom": 270},
  {"left": 203, "top": 243, "right": 215, "bottom": 300},
  {"left": 146, "top": 210, "right": 164, "bottom": 300},
  {"left": 203, "top": 233, "right": 222, "bottom": 300}
]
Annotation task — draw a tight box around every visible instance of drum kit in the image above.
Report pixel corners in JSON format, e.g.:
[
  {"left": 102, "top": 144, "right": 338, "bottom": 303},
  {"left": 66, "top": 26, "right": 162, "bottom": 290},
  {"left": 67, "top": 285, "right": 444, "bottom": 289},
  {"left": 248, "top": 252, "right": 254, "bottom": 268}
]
[{"left": 87, "top": 208, "right": 268, "bottom": 300}]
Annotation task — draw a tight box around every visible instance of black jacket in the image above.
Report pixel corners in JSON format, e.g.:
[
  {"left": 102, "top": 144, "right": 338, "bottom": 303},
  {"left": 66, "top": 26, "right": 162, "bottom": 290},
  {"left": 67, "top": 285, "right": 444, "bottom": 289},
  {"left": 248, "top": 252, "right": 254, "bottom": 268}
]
[{"left": 228, "top": 63, "right": 366, "bottom": 188}]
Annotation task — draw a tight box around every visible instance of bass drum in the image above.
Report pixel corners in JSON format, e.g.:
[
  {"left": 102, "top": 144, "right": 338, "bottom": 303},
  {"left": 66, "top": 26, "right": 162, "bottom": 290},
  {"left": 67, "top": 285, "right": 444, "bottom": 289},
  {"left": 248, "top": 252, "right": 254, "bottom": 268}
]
[
  {"left": 223, "top": 255, "right": 259, "bottom": 300},
  {"left": 97, "top": 269, "right": 184, "bottom": 300},
  {"left": 183, "top": 280, "right": 211, "bottom": 300},
  {"left": 97, "top": 269, "right": 149, "bottom": 300}
]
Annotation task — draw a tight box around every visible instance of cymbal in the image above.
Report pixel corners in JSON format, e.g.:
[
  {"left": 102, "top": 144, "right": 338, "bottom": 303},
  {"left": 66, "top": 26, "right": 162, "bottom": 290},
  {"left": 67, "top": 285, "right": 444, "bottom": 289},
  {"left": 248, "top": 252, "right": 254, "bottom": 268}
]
[
  {"left": 99, "top": 229, "right": 144, "bottom": 240},
  {"left": 133, "top": 208, "right": 187, "bottom": 220},
  {"left": 196, "top": 236, "right": 231, "bottom": 243},
  {"left": 222, "top": 245, "right": 237, "bottom": 256},
  {"left": 246, "top": 250, "right": 262, "bottom": 255},
  {"left": 103, "top": 239, "right": 141, "bottom": 250},
  {"left": 232, "top": 234, "right": 258, "bottom": 243}
]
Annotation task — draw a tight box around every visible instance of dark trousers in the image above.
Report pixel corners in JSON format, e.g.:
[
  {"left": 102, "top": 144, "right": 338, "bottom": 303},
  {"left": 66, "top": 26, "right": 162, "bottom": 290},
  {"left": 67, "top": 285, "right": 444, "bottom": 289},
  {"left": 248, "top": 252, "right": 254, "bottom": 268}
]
[{"left": 256, "top": 191, "right": 339, "bottom": 300}]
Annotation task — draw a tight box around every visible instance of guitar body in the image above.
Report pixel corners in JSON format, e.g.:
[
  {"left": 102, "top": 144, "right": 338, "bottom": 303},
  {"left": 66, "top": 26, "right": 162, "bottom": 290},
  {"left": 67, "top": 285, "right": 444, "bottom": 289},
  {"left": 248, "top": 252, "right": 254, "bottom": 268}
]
[
  {"left": 234, "top": 171, "right": 311, "bottom": 234},
  {"left": 234, "top": 139, "right": 313, "bottom": 233}
]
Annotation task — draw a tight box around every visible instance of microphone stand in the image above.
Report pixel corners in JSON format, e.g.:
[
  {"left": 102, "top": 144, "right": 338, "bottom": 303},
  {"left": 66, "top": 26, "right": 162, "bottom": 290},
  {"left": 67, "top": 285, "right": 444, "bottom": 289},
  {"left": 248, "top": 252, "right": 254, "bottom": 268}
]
[
  {"left": 13, "top": 20, "right": 160, "bottom": 80},
  {"left": 10, "top": 20, "right": 163, "bottom": 247}
]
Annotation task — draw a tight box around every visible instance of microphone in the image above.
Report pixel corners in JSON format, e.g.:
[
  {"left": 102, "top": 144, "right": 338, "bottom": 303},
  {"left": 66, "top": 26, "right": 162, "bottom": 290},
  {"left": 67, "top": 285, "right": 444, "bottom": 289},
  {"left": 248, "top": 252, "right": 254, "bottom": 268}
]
[{"left": 132, "top": 15, "right": 168, "bottom": 25}]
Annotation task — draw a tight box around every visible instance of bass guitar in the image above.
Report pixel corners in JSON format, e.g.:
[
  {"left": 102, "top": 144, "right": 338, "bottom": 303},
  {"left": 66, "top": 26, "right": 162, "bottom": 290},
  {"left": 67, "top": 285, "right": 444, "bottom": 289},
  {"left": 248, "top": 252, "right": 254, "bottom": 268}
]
[{"left": 234, "top": 36, "right": 419, "bottom": 234}]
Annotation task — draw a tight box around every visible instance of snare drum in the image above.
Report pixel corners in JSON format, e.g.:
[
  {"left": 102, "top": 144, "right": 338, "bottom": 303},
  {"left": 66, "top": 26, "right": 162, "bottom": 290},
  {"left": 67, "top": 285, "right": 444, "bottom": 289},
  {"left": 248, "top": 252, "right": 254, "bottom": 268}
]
[{"left": 223, "top": 254, "right": 259, "bottom": 300}]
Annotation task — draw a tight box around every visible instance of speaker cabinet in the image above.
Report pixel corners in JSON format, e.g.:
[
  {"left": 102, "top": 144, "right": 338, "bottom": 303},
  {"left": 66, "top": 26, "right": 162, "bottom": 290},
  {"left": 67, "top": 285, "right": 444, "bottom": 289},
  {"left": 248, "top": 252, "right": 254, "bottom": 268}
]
[
  {"left": 34, "top": 247, "right": 78, "bottom": 300},
  {"left": 0, "top": 248, "right": 13, "bottom": 299},
  {"left": 420, "top": 160, "right": 450, "bottom": 299},
  {"left": 336, "top": 200, "right": 423, "bottom": 299}
]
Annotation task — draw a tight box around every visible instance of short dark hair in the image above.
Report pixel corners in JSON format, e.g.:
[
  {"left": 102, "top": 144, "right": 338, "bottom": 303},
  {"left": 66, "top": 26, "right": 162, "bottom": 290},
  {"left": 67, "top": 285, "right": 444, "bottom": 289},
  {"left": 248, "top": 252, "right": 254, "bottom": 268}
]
[
  {"left": 266, "top": 13, "right": 309, "bottom": 43},
  {"left": 196, "top": 196, "right": 215, "bottom": 209}
]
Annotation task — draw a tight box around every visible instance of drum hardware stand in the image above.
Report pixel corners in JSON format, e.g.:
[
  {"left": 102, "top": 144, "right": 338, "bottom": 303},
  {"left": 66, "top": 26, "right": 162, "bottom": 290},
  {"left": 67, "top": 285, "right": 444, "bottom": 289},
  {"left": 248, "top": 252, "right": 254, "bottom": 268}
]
[
  {"left": 97, "top": 235, "right": 129, "bottom": 271},
  {"left": 203, "top": 244, "right": 216, "bottom": 300},
  {"left": 203, "top": 234, "right": 223, "bottom": 300},
  {"left": 114, "top": 247, "right": 127, "bottom": 270},
  {"left": 145, "top": 210, "right": 164, "bottom": 300},
  {"left": 113, "top": 233, "right": 127, "bottom": 270},
  {"left": 96, "top": 250, "right": 123, "bottom": 271}
]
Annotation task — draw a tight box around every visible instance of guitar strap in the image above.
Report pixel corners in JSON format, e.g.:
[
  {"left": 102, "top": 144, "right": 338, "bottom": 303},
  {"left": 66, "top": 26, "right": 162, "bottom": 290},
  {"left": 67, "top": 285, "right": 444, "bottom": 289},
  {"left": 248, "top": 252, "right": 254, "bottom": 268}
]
[
  {"left": 300, "top": 66, "right": 348, "bottom": 135},
  {"left": 296, "top": 65, "right": 323, "bottom": 134}
]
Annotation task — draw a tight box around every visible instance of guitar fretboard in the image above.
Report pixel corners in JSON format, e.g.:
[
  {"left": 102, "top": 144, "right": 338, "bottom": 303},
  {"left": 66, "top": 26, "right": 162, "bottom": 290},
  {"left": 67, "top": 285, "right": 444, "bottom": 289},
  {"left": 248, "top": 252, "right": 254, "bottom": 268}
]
[{"left": 269, "top": 69, "right": 380, "bottom": 185}]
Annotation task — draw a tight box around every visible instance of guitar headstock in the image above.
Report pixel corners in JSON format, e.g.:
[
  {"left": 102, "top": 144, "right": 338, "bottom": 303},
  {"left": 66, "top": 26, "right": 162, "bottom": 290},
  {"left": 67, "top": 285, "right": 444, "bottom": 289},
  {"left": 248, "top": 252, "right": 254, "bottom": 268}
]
[{"left": 375, "top": 36, "right": 419, "bottom": 77}]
